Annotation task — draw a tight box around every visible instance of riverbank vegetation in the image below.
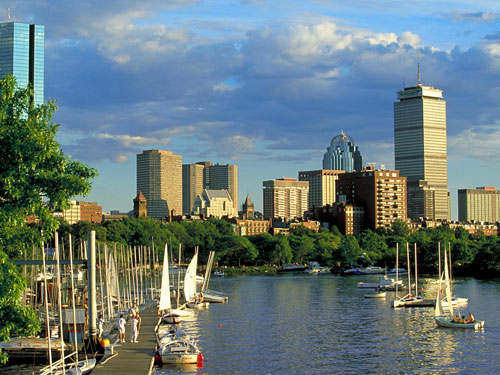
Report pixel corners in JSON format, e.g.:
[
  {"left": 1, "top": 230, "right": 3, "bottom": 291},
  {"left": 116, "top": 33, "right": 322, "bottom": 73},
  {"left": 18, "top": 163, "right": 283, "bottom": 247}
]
[{"left": 46, "top": 217, "right": 500, "bottom": 279}]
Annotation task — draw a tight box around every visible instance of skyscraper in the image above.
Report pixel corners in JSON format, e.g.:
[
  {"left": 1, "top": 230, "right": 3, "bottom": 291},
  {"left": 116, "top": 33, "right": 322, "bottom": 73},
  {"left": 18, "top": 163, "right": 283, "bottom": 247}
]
[
  {"left": 203, "top": 163, "right": 238, "bottom": 212},
  {"left": 137, "top": 150, "right": 182, "bottom": 219},
  {"left": 394, "top": 76, "right": 450, "bottom": 220},
  {"left": 182, "top": 162, "right": 238, "bottom": 214},
  {"left": 322, "top": 131, "right": 362, "bottom": 172},
  {"left": 182, "top": 163, "right": 206, "bottom": 214},
  {"left": 0, "top": 21, "right": 44, "bottom": 105}
]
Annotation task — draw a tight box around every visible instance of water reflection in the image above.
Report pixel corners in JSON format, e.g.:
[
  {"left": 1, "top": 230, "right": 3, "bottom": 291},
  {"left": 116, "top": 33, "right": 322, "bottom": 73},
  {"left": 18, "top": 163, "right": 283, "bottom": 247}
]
[{"left": 155, "top": 274, "right": 498, "bottom": 375}]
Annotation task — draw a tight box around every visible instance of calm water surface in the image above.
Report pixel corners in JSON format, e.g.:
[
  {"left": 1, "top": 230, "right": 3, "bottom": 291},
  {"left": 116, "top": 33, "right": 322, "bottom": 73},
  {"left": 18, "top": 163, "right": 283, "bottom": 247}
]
[
  {"left": 3, "top": 275, "right": 500, "bottom": 374},
  {"left": 156, "top": 274, "right": 500, "bottom": 375}
]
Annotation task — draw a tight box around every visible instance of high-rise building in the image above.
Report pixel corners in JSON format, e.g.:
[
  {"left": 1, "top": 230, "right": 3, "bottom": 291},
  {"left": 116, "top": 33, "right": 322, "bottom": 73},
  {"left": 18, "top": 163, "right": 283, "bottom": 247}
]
[
  {"left": 298, "top": 169, "right": 345, "bottom": 210},
  {"left": 0, "top": 21, "right": 44, "bottom": 105},
  {"left": 394, "top": 76, "right": 450, "bottom": 220},
  {"left": 262, "top": 178, "right": 309, "bottom": 220},
  {"left": 336, "top": 167, "right": 407, "bottom": 230},
  {"left": 182, "top": 161, "right": 238, "bottom": 214},
  {"left": 137, "top": 150, "right": 182, "bottom": 219},
  {"left": 204, "top": 163, "right": 238, "bottom": 212},
  {"left": 458, "top": 187, "right": 500, "bottom": 223},
  {"left": 323, "top": 131, "right": 363, "bottom": 172},
  {"left": 182, "top": 163, "right": 205, "bottom": 214}
]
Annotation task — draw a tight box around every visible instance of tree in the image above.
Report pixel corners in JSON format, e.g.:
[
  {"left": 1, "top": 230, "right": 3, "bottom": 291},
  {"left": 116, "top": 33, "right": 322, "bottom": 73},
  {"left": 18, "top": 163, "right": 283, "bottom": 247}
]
[
  {"left": 0, "top": 76, "right": 97, "bottom": 361},
  {"left": 0, "top": 75, "right": 97, "bottom": 238}
]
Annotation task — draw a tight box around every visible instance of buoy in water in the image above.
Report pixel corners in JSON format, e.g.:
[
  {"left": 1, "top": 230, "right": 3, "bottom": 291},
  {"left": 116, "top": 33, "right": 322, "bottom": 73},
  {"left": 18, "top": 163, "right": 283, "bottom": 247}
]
[
  {"left": 218, "top": 324, "right": 222, "bottom": 327},
  {"left": 198, "top": 353, "right": 204, "bottom": 362}
]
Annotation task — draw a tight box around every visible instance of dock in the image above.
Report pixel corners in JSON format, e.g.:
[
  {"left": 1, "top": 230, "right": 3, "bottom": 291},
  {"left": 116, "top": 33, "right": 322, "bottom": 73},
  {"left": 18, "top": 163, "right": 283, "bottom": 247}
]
[{"left": 93, "top": 306, "right": 158, "bottom": 375}]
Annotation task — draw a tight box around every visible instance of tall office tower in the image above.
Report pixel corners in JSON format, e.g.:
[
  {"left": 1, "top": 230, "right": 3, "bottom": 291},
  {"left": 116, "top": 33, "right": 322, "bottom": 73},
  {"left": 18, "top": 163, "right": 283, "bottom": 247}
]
[
  {"left": 182, "top": 163, "right": 206, "bottom": 214},
  {"left": 262, "top": 178, "right": 309, "bottom": 220},
  {"left": 137, "top": 150, "right": 182, "bottom": 219},
  {"left": 204, "top": 163, "right": 238, "bottom": 212},
  {"left": 0, "top": 21, "right": 44, "bottom": 105},
  {"left": 323, "top": 131, "right": 363, "bottom": 172},
  {"left": 394, "top": 77, "right": 450, "bottom": 220},
  {"left": 336, "top": 168, "right": 407, "bottom": 230},
  {"left": 298, "top": 169, "right": 345, "bottom": 210},
  {"left": 458, "top": 187, "right": 500, "bottom": 223}
]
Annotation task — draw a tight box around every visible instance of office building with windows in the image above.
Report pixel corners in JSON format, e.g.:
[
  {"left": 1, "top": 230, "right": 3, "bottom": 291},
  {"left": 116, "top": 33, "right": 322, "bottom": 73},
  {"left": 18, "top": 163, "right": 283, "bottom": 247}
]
[
  {"left": 323, "top": 131, "right": 363, "bottom": 172},
  {"left": 0, "top": 21, "right": 44, "bottom": 105},
  {"left": 458, "top": 187, "right": 500, "bottom": 223},
  {"left": 394, "top": 77, "right": 450, "bottom": 220},
  {"left": 336, "top": 168, "right": 407, "bottom": 230},
  {"left": 263, "top": 178, "right": 309, "bottom": 220},
  {"left": 137, "top": 150, "right": 182, "bottom": 219},
  {"left": 183, "top": 161, "right": 238, "bottom": 214},
  {"left": 298, "top": 169, "right": 345, "bottom": 210}
]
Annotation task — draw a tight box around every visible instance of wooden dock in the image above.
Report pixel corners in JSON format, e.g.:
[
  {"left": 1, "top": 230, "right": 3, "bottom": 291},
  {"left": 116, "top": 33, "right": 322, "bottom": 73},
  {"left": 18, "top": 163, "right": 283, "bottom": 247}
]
[{"left": 93, "top": 305, "right": 158, "bottom": 375}]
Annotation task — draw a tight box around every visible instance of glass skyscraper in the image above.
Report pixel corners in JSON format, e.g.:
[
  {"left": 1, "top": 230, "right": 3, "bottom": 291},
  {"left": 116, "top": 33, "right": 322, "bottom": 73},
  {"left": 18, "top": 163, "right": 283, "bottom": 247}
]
[
  {"left": 0, "top": 22, "right": 44, "bottom": 105},
  {"left": 322, "top": 131, "right": 363, "bottom": 172}
]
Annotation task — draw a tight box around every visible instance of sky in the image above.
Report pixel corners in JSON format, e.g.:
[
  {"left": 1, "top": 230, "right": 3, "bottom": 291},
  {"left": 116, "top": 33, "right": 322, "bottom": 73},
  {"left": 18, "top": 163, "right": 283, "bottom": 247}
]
[{"left": 5, "top": 1, "right": 500, "bottom": 218}]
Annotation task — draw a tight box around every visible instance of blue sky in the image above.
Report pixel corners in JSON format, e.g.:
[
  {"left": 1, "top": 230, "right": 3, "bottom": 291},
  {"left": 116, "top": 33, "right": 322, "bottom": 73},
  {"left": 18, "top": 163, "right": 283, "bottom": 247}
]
[{"left": 7, "top": 1, "right": 500, "bottom": 218}]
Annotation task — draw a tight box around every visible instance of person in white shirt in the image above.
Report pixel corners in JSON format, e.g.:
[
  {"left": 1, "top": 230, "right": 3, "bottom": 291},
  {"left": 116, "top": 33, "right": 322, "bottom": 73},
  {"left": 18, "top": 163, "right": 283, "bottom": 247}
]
[
  {"left": 97, "top": 314, "right": 108, "bottom": 339},
  {"left": 130, "top": 314, "right": 139, "bottom": 343},
  {"left": 118, "top": 314, "right": 126, "bottom": 343}
]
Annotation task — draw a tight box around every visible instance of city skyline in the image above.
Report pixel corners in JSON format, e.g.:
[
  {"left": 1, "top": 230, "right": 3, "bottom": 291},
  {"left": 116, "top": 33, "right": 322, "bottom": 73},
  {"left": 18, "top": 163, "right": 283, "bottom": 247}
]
[{"left": 3, "top": 2, "right": 500, "bottom": 218}]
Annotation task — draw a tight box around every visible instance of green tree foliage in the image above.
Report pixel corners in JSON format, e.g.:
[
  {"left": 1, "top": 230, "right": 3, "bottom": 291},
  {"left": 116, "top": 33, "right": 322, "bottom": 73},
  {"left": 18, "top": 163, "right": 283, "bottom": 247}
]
[
  {"left": 0, "top": 76, "right": 97, "bottom": 361},
  {"left": 0, "top": 76, "right": 97, "bottom": 244}
]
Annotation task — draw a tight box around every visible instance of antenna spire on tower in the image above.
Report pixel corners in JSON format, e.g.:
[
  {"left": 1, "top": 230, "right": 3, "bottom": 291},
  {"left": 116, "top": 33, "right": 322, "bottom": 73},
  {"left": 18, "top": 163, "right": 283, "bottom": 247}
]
[
  {"left": 7, "top": 8, "right": 10, "bottom": 21},
  {"left": 417, "top": 55, "right": 421, "bottom": 85}
]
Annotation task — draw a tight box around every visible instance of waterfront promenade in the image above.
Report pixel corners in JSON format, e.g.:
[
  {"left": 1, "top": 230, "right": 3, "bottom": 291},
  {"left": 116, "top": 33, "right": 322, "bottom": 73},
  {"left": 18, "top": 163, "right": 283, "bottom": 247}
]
[{"left": 93, "top": 306, "right": 158, "bottom": 375}]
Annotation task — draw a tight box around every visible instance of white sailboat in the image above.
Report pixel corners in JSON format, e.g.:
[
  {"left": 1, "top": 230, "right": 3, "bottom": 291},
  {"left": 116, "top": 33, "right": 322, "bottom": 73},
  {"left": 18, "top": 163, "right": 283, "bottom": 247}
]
[
  {"left": 434, "top": 248, "right": 484, "bottom": 329},
  {"left": 184, "top": 250, "right": 208, "bottom": 308},
  {"left": 201, "top": 251, "right": 227, "bottom": 303},
  {"left": 158, "top": 244, "right": 182, "bottom": 323},
  {"left": 440, "top": 242, "right": 468, "bottom": 308}
]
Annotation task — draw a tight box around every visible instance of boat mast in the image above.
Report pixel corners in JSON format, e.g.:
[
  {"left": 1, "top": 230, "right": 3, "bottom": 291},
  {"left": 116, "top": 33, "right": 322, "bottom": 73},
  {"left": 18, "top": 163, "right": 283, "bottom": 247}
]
[
  {"left": 395, "top": 243, "right": 399, "bottom": 297},
  {"left": 414, "top": 243, "right": 418, "bottom": 297},
  {"left": 41, "top": 235, "right": 53, "bottom": 372},
  {"left": 406, "top": 243, "right": 411, "bottom": 297},
  {"left": 68, "top": 234, "right": 78, "bottom": 364},
  {"left": 55, "top": 232, "right": 66, "bottom": 373}
]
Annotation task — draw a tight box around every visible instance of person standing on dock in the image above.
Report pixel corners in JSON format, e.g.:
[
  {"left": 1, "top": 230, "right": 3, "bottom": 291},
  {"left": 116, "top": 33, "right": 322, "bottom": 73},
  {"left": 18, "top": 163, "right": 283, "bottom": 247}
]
[
  {"left": 97, "top": 314, "right": 108, "bottom": 339},
  {"left": 129, "top": 302, "right": 139, "bottom": 319},
  {"left": 130, "top": 314, "right": 139, "bottom": 343},
  {"left": 118, "top": 314, "right": 126, "bottom": 343}
]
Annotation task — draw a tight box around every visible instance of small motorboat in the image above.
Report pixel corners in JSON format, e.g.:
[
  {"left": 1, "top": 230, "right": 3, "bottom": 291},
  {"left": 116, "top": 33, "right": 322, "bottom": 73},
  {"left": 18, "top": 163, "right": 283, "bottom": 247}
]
[
  {"left": 364, "top": 291, "right": 387, "bottom": 298},
  {"left": 161, "top": 312, "right": 181, "bottom": 324}
]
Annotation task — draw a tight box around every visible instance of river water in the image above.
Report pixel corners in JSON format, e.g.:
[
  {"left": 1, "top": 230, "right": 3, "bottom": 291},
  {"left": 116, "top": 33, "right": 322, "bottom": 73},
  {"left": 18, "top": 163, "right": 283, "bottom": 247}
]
[
  {"left": 156, "top": 274, "right": 500, "bottom": 375},
  {"left": 3, "top": 274, "right": 500, "bottom": 374}
]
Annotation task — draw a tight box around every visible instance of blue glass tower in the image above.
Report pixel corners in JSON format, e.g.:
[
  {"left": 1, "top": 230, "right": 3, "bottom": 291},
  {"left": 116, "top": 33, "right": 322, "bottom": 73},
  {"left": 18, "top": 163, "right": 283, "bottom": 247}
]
[
  {"left": 0, "top": 22, "right": 44, "bottom": 105},
  {"left": 322, "top": 131, "right": 363, "bottom": 172}
]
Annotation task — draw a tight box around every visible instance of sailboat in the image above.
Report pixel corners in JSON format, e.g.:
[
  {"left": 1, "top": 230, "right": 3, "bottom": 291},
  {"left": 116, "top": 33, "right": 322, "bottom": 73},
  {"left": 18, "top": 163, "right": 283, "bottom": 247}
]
[
  {"left": 184, "top": 250, "right": 208, "bottom": 308},
  {"left": 440, "top": 242, "right": 468, "bottom": 308},
  {"left": 434, "top": 248, "right": 484, "bottom": 329},
  {"left": 158, "top": 244, "right": 181, "bottom": 324},
  {"left": 200, "top": 251, "right": 227, "bottom": 303}
]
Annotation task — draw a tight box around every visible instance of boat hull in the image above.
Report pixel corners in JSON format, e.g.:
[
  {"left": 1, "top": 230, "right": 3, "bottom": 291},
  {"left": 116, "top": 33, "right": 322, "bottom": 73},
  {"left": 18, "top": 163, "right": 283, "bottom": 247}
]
[
  {"left": 434, "top": 316, "right": 484, "bottom": 329},
  {"left": 160, "top": 353, "right": 199, "bottom": 364}
]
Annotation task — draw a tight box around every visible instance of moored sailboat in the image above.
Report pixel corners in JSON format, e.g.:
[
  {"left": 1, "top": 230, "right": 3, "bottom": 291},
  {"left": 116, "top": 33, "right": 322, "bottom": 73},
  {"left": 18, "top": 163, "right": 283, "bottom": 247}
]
[{"left": 434, "top": 248, "right": 484, "bottom": 329}]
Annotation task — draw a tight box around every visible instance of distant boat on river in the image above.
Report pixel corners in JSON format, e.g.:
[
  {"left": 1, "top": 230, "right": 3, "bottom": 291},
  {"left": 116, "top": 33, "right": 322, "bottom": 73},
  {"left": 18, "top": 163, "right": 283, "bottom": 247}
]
[{"left": 277, "top": 264, "right": 307, "bottom": 274}]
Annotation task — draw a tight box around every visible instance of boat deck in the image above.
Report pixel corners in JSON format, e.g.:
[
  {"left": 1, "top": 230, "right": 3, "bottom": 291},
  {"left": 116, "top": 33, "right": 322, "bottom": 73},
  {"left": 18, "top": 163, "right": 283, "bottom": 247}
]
[{"left": 93, "top": 305, "right": 158, "bottom": 375}]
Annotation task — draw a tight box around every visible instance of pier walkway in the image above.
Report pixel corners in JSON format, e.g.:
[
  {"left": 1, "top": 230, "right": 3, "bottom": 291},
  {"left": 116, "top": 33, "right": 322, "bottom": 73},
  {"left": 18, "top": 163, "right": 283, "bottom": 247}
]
[{"left": 93, "top": 305, "right": 158, "bottom": 375}]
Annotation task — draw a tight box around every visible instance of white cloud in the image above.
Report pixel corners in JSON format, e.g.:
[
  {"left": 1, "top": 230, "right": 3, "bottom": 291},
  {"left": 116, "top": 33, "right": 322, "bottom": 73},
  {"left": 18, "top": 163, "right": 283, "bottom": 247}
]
[{"left": 449, "top": 125, "right": 500, "bottom": 162}]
